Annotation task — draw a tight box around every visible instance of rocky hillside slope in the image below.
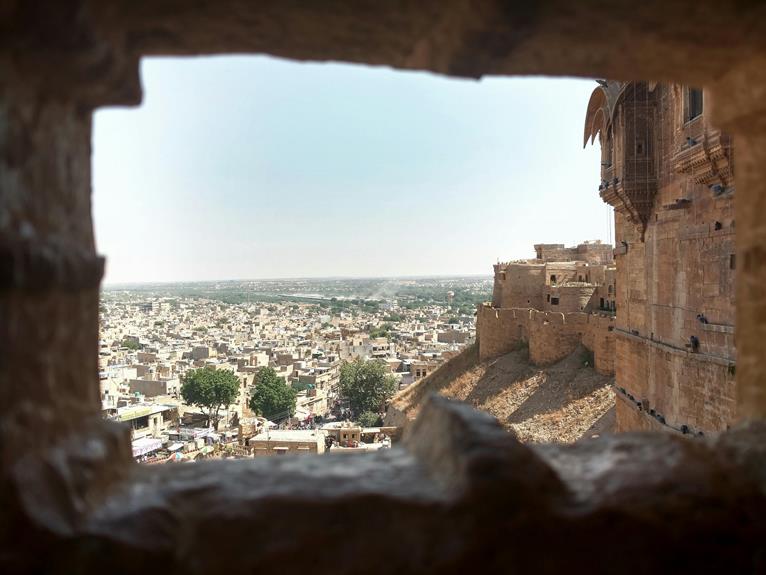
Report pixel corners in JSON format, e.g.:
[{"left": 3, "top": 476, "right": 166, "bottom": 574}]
[{"left": 386, "top": 343, "right": 615, "bottom": 443}]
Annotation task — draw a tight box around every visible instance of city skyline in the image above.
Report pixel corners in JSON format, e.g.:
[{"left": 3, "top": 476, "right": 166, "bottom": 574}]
[{"left": 94, "top": 56, "right": 606, "bottom": 284}]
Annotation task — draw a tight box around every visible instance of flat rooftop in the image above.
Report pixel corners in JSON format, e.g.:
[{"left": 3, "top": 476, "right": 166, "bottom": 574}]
[{"left": 251, "top": 429, "right": 324, "bottom": 442}]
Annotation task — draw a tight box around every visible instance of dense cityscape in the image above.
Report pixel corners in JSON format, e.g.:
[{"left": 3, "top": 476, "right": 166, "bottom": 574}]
[
  {"left": 7, "top": 5, "right": 763, "bottom": 571},
  {"left": 99, "top": 277, "right": 490, "bottom": 461}
]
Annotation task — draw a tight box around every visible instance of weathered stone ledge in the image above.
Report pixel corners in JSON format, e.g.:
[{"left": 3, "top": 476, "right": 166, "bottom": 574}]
[
  {"left": 3, "top": 396, "right": 764, "bottom": 574},
  {"left": 0, "top": 238, "right": 104, "bottom": 292},
  {"left": 615, "top": 328, "right": 735, "bottom": 367}
]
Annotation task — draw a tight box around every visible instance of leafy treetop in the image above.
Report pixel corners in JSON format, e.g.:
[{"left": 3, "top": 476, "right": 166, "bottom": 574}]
[
  {"left": 121, "top": 337, "right": 141, "bottom": 351},
  {"left": 249, "top": 367, "right": 297, "bottom": 422},
  {"left": 181, "top": 367, "right": 240, "bottom": 428},
  {"left": 339, "top": 358, "right": 397, "bottom": 417}
]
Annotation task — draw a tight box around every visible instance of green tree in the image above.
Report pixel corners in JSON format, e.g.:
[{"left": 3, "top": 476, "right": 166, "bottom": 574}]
[
  {"left": 249, "top": 367, "right": 297, "bottom": 422},
  {"left": 358, "top": 410, "right": 382, "bottom": 427},
  {"left": 369, "top": 323, "right": 393, "bottom": 339},
  {"left": 181, "top": 367, "right": 240, "bottom": 428},
  {"left": 121, "top": 336, "right": 141, "bottom": 351},
  {"left": 339, "top": 358, "right": 398, "bottom": 417}
]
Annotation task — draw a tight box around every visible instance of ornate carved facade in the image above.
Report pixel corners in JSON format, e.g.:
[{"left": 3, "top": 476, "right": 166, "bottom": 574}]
[{"left": 585, "top": 82, "right": 736, "bottom": 434}]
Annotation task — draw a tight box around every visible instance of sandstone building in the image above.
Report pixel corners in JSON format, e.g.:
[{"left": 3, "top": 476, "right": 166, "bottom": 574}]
[
  {"left": 492, "top": 241, "right": 616, "bottom": 313},
  {"left": 585, "top": 81, "right": 736, "bottom": 435},
  {"left": 478, "top": 240, "right": 617, "bottom": 375},
  {"left": 3, "top": 3, "right": 766, "bottom": 573}
]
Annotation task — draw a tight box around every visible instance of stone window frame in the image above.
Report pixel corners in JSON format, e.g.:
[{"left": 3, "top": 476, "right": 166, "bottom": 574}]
[
  {"left": 2, "top": 3, "right": 766, "bottom": 572},
  {"left": 685, "top": 87, "right": 704, "bottom": 123}
]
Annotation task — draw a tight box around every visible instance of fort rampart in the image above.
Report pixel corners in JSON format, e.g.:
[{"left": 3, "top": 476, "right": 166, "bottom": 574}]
[{"left": 476, "top": 304, "right": 615, "bottom": 375}]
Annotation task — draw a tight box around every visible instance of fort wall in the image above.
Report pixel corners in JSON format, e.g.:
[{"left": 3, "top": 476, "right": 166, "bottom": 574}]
[
  {"left": 476, "top": 306, "right": 527, "bottom": 360},
  {"left": 614, "top": 393, "right": 670, "bottom": 433},
  {"left": 535, "top": 241, "right": 614, "bottom": 264},
  {"left": 587, "top": 82, "right": 737, "bottom": 434},
  {"left": 582, "top": 313, "right": 616, "bottom": 374},
  {"left": 614, "top": 332, "right": 735, "bottom": 434},
  {"left": 526, "top": 311, "right": 585, "bottom": 366},
  {"left": 477, "top": 304, "right": 615, "bottom": 375}
]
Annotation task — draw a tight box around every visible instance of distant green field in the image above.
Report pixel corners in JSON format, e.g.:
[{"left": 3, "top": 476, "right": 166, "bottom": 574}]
[{"left": 102, "top": 276, "right": 492, "bottom": 314}]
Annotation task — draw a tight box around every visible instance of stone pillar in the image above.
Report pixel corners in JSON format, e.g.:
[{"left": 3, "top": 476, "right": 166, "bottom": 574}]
[
  {"left": 0, "top": 83, "right": 102, "bottom": 451},
  {"left": 709, "top": 60, "right": 766, "bottom": 421},
  {"left": 731, "top": 132, "right": 766, "bottom": 420},
  {"left": 0, "top": 80, "right": 132, "bottom": 541}
]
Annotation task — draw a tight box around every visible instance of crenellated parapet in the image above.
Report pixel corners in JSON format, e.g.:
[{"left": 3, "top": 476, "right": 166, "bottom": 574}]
[{"left": 476, "top": 304, "right": 615, "bottom": 374}]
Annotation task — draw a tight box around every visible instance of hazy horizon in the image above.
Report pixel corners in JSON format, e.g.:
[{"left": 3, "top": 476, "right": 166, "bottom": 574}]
[
  {"left": 94, "top": 56, "right": 610, "bottom": 284},
  {"left": 101, "top": 272, "right": 494, "bottom": 288}
]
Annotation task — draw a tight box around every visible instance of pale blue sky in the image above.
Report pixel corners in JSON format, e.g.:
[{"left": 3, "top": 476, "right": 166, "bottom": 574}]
[{"left": 93, "top": 56, "right": 608, "bottom": 284}]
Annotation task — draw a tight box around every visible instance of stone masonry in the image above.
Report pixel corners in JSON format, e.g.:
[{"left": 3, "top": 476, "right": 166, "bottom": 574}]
[
  {"left": 585, "top": 82, "right": 736, "bottom": 435},
  {"left": 2, "top": 2, "right": 766, "bottom": 573},
  {"left": 479, "top": 241, "right": 616, "bottom": 374}
]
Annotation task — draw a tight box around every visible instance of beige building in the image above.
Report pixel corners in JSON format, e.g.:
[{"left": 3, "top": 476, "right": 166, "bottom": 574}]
[
  {"left": 128, "top": 377, "right": 180, "bottom": 398},
  {"left": 324, "top": 422, "right": 362, "bottom": 447},
  {"left": 411, "top": 360, "right": 440, "bottom": 380},
  {"left": 492, "top": 241, "right": 616, "bottom": 314},
  {"left": 249, "top": 429, "right": 325, "bottom": 456}
]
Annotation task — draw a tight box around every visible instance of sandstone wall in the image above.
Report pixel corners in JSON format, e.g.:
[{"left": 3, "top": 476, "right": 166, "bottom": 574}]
[
  {"left": 544, "top": 284, "right": 598, "bottom": 313},
  {"left": 614, "top": 393, "right": 672, "bottom": 433},
  {"left": 496, "top": 263, "right": 546, "bottom": 309},
  {"left": 4, "top": 6, "right": 766, "bottom": 573},
  {"left": 614, "top": 333, "right": 736, "bottom": 433},
  {"left": 544, "top": 262, "right": 578, "bottom": 285},
  {"left": 526, "top": 312, "right": 585, "bottom": 365},
  {"left": 597, "top": 83, "right": 737, "bottom": 434},
  {"left": 477, "top": 305, "right": 527, "bottom": 361},
  {"left": 534, "top": 242, "right": 614, "bottom": 265},
  {"left": 576, "top": 242, "right": 614, "bottom": 264},
  {"left": 477, "top": 305, "right": 615, "bottom": 374},
  {"left": 643, "top": 181, "right": 735, "bottom": 349},
  {"left": 582, "top": 313, "right": 616, "bottom": 375}
]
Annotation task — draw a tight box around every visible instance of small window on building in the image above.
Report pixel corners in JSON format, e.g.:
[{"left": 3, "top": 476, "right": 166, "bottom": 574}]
[
  {"left": 578, "top": 275, "right": 583, "bottom": 282},
  {"left": 730, "top": 254, "right": 736, "bottom": 270},
  {"left": 600, "top": 297, "right": 605, "bottom": 309},
  {"left": 686, "top": 88, "right": 703, "bottom": 121},
  {"left": 546, "top": 294, "right": 550, "bottom": 303},
  {"left": 551, "top": 274, "right": 557, "bottom": 285},
  {"left": 551, "top": 297, "right": 560, "bottom": 306},
  {"left": 608, "top": 285, "right": 613, "bottom": 294}
]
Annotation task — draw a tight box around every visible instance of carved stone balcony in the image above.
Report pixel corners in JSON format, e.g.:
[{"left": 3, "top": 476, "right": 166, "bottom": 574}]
[
  {"left": 673, "top": 128, "right": 734, "bottom": 187},
  {"left": 600, "top": 163, "right": 657, "bottom": 233}
]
